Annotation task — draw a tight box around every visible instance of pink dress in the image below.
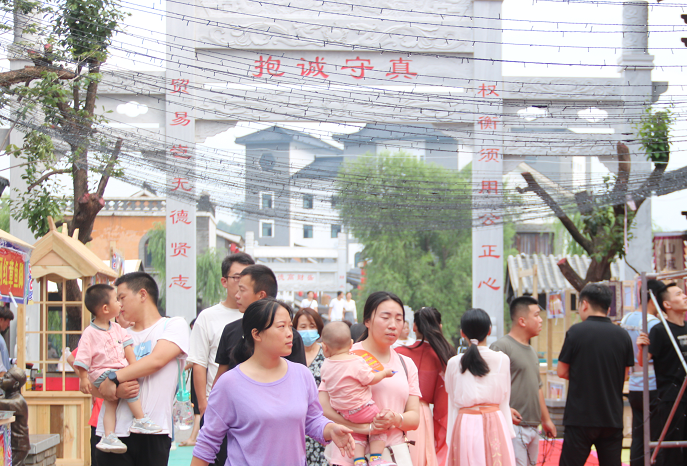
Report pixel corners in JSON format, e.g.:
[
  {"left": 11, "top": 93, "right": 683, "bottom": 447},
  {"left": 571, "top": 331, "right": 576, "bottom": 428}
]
[{"left": 445, "top": 347, "right": 515, "bottom": 466}]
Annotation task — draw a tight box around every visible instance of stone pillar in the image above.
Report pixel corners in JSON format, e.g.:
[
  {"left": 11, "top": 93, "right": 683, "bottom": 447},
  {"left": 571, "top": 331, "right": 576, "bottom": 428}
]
[
  {"left": 471, "top": 0, "right": 504, "bottom": 340},
  {"left": 164, "top": 0, "right": 197, "bottom": 322},
  {"left": 337, "top": 232, "right": 347, "bottom": 293},
  {"left": 245, "top": 231, "right": 255, "bottom": 258},
  {"left": 619, "top": 0, "right": 653, "bottom": 277}
]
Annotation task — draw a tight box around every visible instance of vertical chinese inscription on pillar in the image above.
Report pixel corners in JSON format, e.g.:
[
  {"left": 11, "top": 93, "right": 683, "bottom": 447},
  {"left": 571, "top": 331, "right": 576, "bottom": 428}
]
[
  {"left": 165, "top": 68, "right": 197, "bottom": 322},
  {"left": 472, "top": 75, "right": 504, "bottom": 337}
]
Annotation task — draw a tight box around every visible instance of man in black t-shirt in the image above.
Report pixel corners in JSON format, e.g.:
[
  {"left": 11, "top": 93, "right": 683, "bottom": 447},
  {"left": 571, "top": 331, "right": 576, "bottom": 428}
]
[
  {"left": 557, "top": 283, "right": 634, "bottom": 466},
  {"left": 637, "top": 282, "right": 687, "bottom": 466}
]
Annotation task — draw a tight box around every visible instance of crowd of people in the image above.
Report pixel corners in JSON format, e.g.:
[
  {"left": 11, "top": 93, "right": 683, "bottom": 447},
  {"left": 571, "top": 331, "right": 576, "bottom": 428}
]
[{"left": 68, "top": 249, "right": 687, "bottom": 466}]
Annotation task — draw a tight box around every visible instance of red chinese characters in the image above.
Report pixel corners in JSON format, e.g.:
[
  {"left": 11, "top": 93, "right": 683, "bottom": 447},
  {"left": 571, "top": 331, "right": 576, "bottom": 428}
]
[
  {"left": 171, "top": 112, "right": 190, "bottom": 126},
  {"left": 170, "top": 242, "right": 191, "bottom": 257},
  {"left": 170, "top": 210, "right": 191, "bottom": 225},
  {"left": 297, "top": 57, "right": 329, "bottom": 78},
  {"left": 171, "top": 177, "right": 192, "bottom": 192},
  {"left": 479, "top": 180, "right": 498, "bottom": 194},
  {"left": 477, "top": 83, "right": 499, "bottom": 97},
  {"left": 170, "top": 145, "right": 190, "bottom": 160},
  {"left": 171, "top": 79, "right": 190, "bottom": 94},
  {"left": 479, "top": 148, "right": 500, "bottom": 163},
  {"left": 478, "top": 278, "right": 500, "bottom": 291},
  {"left": 479, "top": 213, "right": 501, "bottom": 226},
  {"left": 478, "top": 116, "right": 498, "bottom": 130},
  {"left": 169, "top": 275, "right": 192, "bottom": 290},
  {"left": 253, "top": 55, "right": 284, "bottom": 77},
  {"left": 342, "top": 57, "right": 373, "bottom": 79},
  {"left": 479, "top": 245, "right": 500, "bottom": 259},
  {"left": 387, "top": 58, "right": 417, "bottom": 80}
]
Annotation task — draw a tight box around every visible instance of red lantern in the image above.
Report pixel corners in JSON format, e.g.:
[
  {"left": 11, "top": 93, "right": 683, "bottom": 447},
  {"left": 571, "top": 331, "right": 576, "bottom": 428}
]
[{"left": 298, "top": 291, "right": 303, "bottom": 297}]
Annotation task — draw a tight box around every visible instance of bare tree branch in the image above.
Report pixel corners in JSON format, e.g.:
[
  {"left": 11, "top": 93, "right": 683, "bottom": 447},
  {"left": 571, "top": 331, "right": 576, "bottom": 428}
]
[
  {"left": 518, "top": 172, "right": 594, "bottom": 255},
  {"left": 0, "top": 66, "right": 76, "bottom": 88},
  {"left": 96, "top": 138, "right": 123, "bottom": 198},
  {"left": 557, "top": 258, "right": 586, "bottom": 292},
  {"left": 27, "top": 168, "right": 72, "bottom": 190}
]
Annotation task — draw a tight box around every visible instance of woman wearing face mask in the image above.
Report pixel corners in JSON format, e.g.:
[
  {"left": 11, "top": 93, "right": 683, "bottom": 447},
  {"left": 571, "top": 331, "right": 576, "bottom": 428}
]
[{"left": 294, "top": 307, "right": 327, "bottom": 466}]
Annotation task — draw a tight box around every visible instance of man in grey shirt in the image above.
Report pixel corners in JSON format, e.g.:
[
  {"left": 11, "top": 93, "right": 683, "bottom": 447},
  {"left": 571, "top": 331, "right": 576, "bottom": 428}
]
[{"left": 491, "top": 296, "right": 556, "bottom": 466}]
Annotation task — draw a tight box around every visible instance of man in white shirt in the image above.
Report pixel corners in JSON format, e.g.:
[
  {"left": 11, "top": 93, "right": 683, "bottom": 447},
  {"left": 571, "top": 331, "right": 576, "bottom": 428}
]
[
  {"left": 301, "top": 291, "right": 318, "bottom": 310},
  {"left": 328, "top": 291, "right": 346, "bottom": 322},
  {"left": 187, "top": 252, "right": 254, "bottom": 417},
  {"left": 96, "top": 272, "right": 190, "bottom": 466}
]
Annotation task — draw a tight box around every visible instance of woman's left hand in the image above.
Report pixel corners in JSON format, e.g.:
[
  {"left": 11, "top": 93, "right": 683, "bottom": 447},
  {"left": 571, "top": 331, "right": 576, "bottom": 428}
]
[
  {"left": 328, "top": 423, "right": 355, "bottom": 458},
  {"left": 372, "top": 409, "right": 397, "bottom": 431}
]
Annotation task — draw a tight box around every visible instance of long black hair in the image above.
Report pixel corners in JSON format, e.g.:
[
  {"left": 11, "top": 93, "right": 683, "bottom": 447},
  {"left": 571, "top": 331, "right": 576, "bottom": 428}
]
[
  {"left": 410, "top": 307, "right": 456, "bottom": 368},
  {"left": 459, "top": 308, "right": 491, "bottom": 377},
  {"left": 231, "top": 298, "right": 292, "bottom": 365},
  {"left": 357, "top": 291, "right": 405, "bottom": 342}
]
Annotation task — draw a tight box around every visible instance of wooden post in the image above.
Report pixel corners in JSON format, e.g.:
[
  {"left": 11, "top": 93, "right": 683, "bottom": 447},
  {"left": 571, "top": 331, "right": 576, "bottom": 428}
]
[{"left": 16, "top": 303, "right": 25, "bottom": 378}]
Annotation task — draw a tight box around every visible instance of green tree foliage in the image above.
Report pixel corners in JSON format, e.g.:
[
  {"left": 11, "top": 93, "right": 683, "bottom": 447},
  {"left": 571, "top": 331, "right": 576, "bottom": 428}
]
[
  {"left": 146, "top": 223, "right": 225, "bottom": 312},
  {"left": 2, "top": 0, "right": 127, "bottom": 240},
  {"left": 0, "top": 196, "right": 9, "bottom": 232},
  {"left": 336, "top": 152, "right": 473, "bottom": 340}
]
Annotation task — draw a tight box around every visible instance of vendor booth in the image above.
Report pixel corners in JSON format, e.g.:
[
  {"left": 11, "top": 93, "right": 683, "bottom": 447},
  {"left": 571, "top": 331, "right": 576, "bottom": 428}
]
[
  {"left": 0, "top": 228, "right": 33, "bottom": 466},
  {"left": 23, "top": 217, "right": 117, "bottom": 465}
]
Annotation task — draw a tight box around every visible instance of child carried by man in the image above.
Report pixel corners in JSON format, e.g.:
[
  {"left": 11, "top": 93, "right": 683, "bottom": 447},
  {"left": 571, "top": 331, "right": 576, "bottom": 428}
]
[{"left": 73, "top": 284, "right": 162, "bottom": 454}]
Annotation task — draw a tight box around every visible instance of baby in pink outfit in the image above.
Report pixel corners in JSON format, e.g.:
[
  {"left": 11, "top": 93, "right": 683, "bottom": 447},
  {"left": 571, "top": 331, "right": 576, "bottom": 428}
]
[{"left": 320, "top": 322, "right": 394, "bottom": 466}]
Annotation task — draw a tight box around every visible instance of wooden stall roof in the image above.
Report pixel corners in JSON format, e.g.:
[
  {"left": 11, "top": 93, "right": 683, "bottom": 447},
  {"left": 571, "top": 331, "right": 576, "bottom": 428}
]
[
  {"left": 30, "top": 217, "right": 118, "bottom": 281},
  {"left": 506, "top": 253, "right": 621, "bottom": 295},
  {"left": 0, "top": 229, "right": 34, "bottom": 251}
]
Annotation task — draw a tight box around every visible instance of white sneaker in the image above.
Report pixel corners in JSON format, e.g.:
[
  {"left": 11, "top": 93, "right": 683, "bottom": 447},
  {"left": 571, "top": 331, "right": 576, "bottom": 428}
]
[
  {"left": 129, "top": 416, "right": 162, "bottom": 434},
  {"left": 96, "top": 434, "right": 127, "bottom": 454}
]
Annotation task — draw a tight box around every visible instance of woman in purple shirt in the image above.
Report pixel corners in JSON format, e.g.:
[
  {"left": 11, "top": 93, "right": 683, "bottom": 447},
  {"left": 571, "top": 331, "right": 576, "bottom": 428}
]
[{"left": 191, "top": 299, "right": 355, "bottom": 466}]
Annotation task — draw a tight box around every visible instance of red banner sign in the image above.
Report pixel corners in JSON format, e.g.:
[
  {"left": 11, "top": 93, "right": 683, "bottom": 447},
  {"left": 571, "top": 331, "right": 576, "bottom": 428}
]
[{"left": 0, "top": 249, "right": 25, "bottom": 300}]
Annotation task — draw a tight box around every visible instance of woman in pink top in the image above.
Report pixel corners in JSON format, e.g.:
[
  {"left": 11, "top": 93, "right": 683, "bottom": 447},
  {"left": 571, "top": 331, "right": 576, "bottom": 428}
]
[{"left": 319, "top": 291, "right": 422, "bottom": 466}]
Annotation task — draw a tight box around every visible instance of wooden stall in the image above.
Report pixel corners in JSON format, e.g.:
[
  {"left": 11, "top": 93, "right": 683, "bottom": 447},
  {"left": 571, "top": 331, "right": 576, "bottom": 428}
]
[{"left": 23, "top": 218, "right": 118, "bottom": 466}]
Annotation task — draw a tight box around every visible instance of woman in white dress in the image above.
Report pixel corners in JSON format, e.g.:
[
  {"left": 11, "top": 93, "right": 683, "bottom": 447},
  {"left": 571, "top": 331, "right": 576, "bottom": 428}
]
[{"left": 445, "top": 308, "right": 515, "bottom": 466}]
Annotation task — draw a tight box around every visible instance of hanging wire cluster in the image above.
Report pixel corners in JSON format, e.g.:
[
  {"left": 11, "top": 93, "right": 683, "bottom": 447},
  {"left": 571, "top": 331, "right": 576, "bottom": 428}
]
[{"left": 0, "top": 0, "right": 683, "bottom": 231}]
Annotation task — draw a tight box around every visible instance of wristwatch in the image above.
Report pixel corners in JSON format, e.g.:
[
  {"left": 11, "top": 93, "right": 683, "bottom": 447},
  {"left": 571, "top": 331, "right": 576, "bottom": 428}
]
[{"left": 107, "top": 371, "right": 120, "bottom": 387}]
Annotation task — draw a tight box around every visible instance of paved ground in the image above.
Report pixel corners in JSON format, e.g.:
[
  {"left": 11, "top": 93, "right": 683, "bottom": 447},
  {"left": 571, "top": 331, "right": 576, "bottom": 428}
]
[
  {"left": 166, "top": 430, "right": 634, "bottom": 465},
  {"left": 168, "top": 425, "right": 195, "bottom": 466}
]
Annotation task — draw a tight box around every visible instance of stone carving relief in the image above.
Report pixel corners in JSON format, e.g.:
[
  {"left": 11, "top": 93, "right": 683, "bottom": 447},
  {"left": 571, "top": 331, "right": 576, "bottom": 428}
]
[
  {"left": 622, "top": 2, "right": 648, "bottom": 51},
  {"left": 196, "top": 94, "right": 473, "bottom": 122},
  {"left": 197, "top": 0, "right": 472, "bottom": 19},
  {"left": 502, "top": 77, "right": 625, "bottom": 100},
  {"left": 195, "top": 120, "right": 237, "bottom": 143},
  {"left": 197, "top": 21, "right": 473, "bottom": 52}
]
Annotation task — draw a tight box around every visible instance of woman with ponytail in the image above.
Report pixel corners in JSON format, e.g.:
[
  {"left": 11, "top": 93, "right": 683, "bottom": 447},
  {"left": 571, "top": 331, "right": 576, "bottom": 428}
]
[
  {"left": 397, "top": 307, "right": 455, "bottom": 466},
  {"left": 191, "top": 298, "right": 355, "bottom": 466},
  {"left": 445, "top": 308, "right": 515, "bottom": 466}
]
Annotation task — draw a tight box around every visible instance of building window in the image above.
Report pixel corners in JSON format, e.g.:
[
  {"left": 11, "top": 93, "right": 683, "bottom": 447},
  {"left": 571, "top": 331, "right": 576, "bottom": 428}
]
[
  {"left": 513, "top": 232, "right": 554, "bottom": 255},
  {"left": 260, "top": 192, "right": 273, "bottom": 209},
  {"left": 354, "top": 252, "right": 362, "bottom": 267},
  {"left": 303, "top": 225, "right": 313, "bottom": 238},
  {"left": 303, "top": 194, "right": 314, "bottom": 209},
  {"left": 331, "top": 224, "right": 342, "bottom": 238},
  {"left": 259, "top": 152, "right": 276, "bottom": 171},
  {"left": 260, "top": 220, "right": 274, "bottom": 238}
]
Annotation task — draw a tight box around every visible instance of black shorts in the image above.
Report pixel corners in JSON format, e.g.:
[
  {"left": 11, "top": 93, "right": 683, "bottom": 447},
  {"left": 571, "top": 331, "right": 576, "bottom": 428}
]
[
  {"left": 190, "top": 369, "right": 200, "bottom": 415},
  {"left": 95, "top": 433, "right": 171, "bottom": 466}
]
